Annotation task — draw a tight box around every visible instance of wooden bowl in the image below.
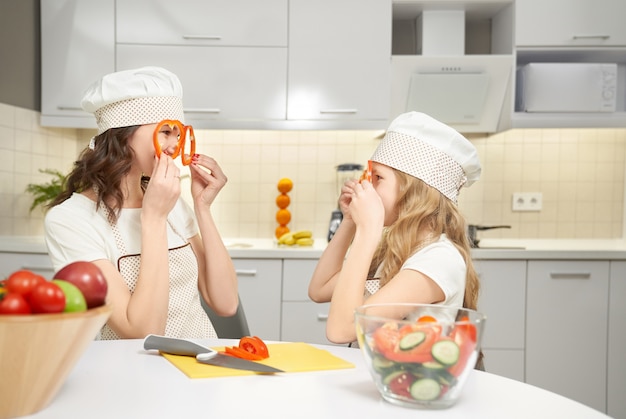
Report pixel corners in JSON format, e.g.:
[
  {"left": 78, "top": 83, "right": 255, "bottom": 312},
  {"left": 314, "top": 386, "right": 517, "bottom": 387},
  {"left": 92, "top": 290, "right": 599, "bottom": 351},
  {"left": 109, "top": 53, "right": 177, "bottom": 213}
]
[{"left": 0, "top": 304, "right": 112, "bottom": 419}]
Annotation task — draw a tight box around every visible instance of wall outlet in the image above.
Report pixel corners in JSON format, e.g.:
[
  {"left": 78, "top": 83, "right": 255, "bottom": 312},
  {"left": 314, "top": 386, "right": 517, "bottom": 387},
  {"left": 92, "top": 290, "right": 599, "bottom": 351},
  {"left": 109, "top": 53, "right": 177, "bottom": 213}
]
[{"left": 512, "top": 192, "right": 542, "bottom": 212}]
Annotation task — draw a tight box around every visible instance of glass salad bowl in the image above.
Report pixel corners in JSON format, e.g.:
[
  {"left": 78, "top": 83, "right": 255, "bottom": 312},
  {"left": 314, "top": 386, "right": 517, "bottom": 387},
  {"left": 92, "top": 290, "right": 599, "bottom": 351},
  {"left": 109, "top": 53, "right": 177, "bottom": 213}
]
[{"left": 354, "top": 303, "right": 486, "bottom": 409}]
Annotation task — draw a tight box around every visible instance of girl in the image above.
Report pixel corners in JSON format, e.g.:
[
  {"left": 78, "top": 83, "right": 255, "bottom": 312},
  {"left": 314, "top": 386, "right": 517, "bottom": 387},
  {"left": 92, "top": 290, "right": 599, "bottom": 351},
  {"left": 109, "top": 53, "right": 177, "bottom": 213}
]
[
  {"left": 308, "top": 111, "right": 482, "bottom": 345},
  {"left": 44, "top": 67, "right": 238, "bottom": 339}
]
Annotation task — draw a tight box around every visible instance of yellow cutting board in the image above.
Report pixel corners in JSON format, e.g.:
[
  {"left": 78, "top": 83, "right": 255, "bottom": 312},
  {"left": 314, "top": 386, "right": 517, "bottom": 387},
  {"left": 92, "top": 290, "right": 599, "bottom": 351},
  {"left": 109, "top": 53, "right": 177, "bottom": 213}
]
[{"left": 161, "top": 342, "right": 355, "bottom": 378}]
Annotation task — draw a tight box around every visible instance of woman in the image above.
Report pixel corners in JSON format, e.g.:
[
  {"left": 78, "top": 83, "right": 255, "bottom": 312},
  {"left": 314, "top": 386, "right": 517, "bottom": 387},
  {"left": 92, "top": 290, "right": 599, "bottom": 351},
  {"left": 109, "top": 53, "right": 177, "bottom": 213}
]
[
  {"left": 308, "top": 111, "right": 482, "bottom": 345},
  {"left": 45, "top": 66, "right": 238, "bottom": 339}
]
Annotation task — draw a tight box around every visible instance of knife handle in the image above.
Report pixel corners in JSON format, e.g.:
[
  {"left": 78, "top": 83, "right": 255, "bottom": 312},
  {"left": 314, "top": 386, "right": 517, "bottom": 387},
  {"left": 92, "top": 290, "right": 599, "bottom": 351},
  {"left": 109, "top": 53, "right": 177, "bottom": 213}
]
[{"left": 143, "top": 334, "right": 212, "bottom": 357}]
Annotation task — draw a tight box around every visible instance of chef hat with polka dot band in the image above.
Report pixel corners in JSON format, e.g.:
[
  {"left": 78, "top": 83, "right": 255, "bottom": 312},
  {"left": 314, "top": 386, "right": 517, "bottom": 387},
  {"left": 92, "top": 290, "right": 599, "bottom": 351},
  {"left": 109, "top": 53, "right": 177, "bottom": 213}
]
[
  {"left": 81, "top": 66, "right": 185, "bottom": 135},
  {"left": 371, "top": 112, "right": 481, "bottom": 204}
]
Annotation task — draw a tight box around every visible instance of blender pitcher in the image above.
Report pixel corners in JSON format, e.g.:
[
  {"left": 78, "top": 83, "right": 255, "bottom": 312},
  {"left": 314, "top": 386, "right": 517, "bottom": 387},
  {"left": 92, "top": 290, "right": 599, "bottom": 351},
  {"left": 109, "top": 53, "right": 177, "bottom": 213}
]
[{"left": 327, "top": 163, "right": 364, "bottom": 242}]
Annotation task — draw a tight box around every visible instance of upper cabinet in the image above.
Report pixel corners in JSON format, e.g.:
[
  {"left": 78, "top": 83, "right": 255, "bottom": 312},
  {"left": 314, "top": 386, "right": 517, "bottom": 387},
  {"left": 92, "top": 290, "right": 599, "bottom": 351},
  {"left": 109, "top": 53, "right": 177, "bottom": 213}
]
[
  {"left": 116, "top": 0, "right": 287, "bottom": 47},
  {"left": 287, "top": 0, "right": 392, "bottom": 128},
  {"left": 512, "top": 0, "right": 626, "bottom": 129},
  {"left": 40, "top": 0, "right": 114, "bottom": 129},
  {"left": 516, "top": 0, "right": 626, "bottom": 47},
  {"left": 115, "top": 0, "right": 288, "bottom": 127},
  {"left": 40, "top": 0, "right": 393, "bottom": 130}
]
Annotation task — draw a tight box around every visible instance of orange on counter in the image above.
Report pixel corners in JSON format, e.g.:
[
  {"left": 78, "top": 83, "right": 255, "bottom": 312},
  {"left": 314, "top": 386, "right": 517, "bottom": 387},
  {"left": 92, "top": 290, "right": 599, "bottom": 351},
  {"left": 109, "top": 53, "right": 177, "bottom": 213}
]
[
  {"left": 276, "top": 209, "right": 291, "bottom": 226},
  {"left": 277, "top": 178, "right": 293, "bottom": 194},
  {"left": 276, "top": 194, "right": 290, "bottom": 209},
  {"left": 275, "top": 225, "right": 290, "bottom": 239}
]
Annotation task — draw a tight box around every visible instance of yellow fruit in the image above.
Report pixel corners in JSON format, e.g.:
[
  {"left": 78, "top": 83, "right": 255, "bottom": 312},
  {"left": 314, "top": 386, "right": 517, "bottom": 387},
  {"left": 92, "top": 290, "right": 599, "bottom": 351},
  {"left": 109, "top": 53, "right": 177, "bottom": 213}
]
[
  {"left": 279, "top": 232, "right": 296, "bottom": 245},
  {"left": 277, "top": 178, "right": 293, "bottom": 194},
  {"left": 296, "top": 238, "right": 314, "bottom": 246},
  {"left": 292, "top": 230, "right": 312, "bottom": 240}
]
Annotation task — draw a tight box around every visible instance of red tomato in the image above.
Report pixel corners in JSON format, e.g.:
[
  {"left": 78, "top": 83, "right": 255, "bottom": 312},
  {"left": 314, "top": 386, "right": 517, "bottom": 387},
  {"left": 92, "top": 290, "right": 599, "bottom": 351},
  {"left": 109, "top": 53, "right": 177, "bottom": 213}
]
[
  {"left": 5, "top": 270, "right": 45, "bottom": 297},
  {"left": 373, "top": 323, "right": 438, "bottom": 363},
  {"left": 0, "top": 293, "right": 31, "bottom": 314},
  {"left": 386, "top": 371, "right": 416, "bottom": 398},
  {"left": 28, "top": 282, "right": 66, "bottom": 313},
  {"left": 448, "top": 319, "right": 478, "bottom": 377},
  {"left": 239, "top": 336, "right": 269, "bottom": 359}
]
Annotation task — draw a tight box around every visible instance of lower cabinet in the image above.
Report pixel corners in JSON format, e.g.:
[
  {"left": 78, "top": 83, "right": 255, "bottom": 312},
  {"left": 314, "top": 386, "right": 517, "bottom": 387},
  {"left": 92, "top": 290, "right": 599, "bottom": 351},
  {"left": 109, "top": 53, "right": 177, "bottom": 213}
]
[
  {"left": 475, "top": 260, "right": 526, "bottom": 382},
  {"left": 608, "top": 262, "right": 626, "bottom": 419},
  {"left": 233, "top": 258, "right": 282, "bottom": 341},
  {"left": 0, "top": 252, "right": 55, "bottom": 279},
  {"left": 281, "top": 259, "right": 337, "bottom": 345},
  {"left": 526, "top": 260, "right": 609, "bottom": 413}
]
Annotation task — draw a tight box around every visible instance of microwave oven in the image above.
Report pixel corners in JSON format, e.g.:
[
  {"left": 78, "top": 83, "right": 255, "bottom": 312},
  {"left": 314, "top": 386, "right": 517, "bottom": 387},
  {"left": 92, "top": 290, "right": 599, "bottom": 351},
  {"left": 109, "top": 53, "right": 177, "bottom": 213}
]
[{"left": 516, "top": 63, "right": 617, "bottom": 113}]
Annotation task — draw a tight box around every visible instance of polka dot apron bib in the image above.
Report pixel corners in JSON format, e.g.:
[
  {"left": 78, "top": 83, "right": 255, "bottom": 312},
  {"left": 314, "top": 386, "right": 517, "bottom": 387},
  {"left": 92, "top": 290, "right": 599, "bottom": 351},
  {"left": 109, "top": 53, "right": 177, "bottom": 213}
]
[{"left": 99, "top": 214, "right": 217, "bottom": 340}]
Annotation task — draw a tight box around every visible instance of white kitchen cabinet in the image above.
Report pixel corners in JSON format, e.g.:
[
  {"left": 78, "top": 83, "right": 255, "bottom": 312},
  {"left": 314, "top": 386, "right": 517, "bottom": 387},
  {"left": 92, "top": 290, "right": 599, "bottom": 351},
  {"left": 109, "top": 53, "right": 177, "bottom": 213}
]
[
  {"left": 281, "top": 259, "right": 337, "bottom": 345},
  {"left": 40, "top": 0, "right": 114, "bottom": 129},
  {"left": 116, "top": 0, "right": 287, "bottom": 47},
  {"left": 232, "top": 258, "right": 282, "bottom": 341},
  {"left": 474, "top": 260, "right": 526, "bottom": 382},
  {"left": 287, "top": 0, "right": 392, "bottom": 125},
  {"left": 516, "top": 0, "right": 626, "bottom": 47},
  {"left": 116, "top": 45, "right": 287, "bottom": 123},
  {"left": 608, "top": 262, "right": 626, "bottom": 419},
  {"left": 0, "top": 252, "right": 55, "bottom": 279},
  {"left": 526, "top": 260, "right": 609, "bottom": 413}
]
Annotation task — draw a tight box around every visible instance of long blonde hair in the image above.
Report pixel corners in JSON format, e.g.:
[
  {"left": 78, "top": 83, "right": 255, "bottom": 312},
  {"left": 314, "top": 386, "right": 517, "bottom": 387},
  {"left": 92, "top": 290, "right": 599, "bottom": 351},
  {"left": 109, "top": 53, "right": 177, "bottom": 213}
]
[{"left": 368, "top": 170, "right": 480, "bottom": 311}]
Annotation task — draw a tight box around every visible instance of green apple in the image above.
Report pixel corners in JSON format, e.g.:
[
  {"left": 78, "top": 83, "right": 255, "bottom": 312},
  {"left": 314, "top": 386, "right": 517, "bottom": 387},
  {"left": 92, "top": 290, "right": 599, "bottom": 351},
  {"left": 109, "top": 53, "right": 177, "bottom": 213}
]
[{"left": 52, "top": 279, "right": 87, "bottom": 313}]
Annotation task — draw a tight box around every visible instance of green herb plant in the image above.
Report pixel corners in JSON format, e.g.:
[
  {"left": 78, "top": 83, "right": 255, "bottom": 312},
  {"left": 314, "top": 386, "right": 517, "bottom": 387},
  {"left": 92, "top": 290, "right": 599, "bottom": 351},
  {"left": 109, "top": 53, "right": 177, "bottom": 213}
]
[{"left": 25, "top": 169, "right": 67, "bottom": 213}]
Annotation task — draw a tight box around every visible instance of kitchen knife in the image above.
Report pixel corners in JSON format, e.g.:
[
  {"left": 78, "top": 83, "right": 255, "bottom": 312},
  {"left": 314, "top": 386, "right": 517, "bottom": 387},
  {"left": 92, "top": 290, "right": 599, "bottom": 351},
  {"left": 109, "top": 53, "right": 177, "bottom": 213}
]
[{"left": 143, "top": 334, "right": 283, "bottom": 374}]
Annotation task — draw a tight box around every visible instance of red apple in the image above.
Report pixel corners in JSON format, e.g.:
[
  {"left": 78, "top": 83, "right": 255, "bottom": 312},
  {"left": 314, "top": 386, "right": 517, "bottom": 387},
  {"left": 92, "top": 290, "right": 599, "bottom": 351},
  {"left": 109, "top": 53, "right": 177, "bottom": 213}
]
[{"left": 53, "top": 261, "right": 107, "bottom": 309}]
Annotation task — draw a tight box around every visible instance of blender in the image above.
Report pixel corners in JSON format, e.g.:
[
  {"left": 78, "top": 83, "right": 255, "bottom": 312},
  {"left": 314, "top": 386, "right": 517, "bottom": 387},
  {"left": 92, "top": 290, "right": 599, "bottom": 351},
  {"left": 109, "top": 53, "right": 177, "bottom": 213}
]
[{"left": 327, "top": 163, "right": 364, "bottom": 242}]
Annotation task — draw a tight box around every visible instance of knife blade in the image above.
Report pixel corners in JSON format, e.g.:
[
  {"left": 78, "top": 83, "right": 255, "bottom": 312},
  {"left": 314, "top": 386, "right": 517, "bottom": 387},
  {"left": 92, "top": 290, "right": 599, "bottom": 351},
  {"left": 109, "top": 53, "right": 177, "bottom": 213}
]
[{"left": 143, "top": 334, "right": 283, "bottom": 374}]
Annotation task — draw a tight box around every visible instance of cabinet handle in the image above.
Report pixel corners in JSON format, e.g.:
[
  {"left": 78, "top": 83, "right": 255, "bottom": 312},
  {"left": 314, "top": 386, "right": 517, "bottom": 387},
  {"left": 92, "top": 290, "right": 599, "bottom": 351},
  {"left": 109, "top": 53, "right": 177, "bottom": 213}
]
[
  {"left": 182, "top": 35, "right": 222, "bottom": 40},
  {"left": 319, "top": 109, "right": 358, "bottom": 114},
  {"left": 235, "top": 269, "right": 257, "bottom": 276},
  {"left": 549, "top": 272, "right": 591, "bottom": 279},
  {"left": 572, "top": 35, "right": 610, "bottom": 40},
  {"left": 184, "top": 108, "right": 221, "bottom": 114},
  {"left": 317, "top": 314, "right": 328, "bottom": 321},
  {"left": 57, "top": 106, "right": 83, "bottom": 111},
  {"left": 21, "top": 265, "right": 54, "bottom": 271}
]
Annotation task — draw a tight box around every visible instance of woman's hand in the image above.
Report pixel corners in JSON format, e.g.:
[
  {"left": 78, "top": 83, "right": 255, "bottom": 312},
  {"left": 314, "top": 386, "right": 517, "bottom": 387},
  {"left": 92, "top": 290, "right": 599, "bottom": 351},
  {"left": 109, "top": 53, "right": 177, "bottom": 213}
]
[
  {"left": 142, "top": 154, "right": 181, "bottom": 219},
  {"left": 189, "top": 154, "right": 228, "bottom": 207},
  {"left": 338, "top": 180, "right": 358, "bottom": 221}
]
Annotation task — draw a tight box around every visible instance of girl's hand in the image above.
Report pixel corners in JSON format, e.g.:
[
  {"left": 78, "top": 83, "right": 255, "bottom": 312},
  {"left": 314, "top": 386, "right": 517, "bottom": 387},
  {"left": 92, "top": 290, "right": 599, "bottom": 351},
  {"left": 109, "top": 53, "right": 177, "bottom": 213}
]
[
  {"left": 338, "top": 180, "right": 358, "bottom": 221},
  {"left": 349, "top": 180, "right": 384, "bottom": 233},
  {"left": 143, "top": 154, "right": 181, "bottom": 219},
  {"left": 189, "top": 154, "right": 228, "bottom": 207}
]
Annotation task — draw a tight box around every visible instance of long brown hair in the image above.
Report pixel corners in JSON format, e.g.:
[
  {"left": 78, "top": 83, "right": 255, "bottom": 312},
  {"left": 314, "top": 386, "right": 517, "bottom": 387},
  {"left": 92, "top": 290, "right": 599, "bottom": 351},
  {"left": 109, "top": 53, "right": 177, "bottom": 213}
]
[
  {"left": 369, "top": 170, "right": 480, "bottom": 311},
  {"left": 49, "top": 126, "right": 140, "bottom": 222}
]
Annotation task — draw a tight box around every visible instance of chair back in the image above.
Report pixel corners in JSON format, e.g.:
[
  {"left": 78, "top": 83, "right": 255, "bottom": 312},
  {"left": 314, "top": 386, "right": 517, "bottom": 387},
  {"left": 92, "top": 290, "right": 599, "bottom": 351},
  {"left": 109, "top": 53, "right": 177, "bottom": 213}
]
[{"left": 201, "top": 295, "right": 251, "bottom": 339}]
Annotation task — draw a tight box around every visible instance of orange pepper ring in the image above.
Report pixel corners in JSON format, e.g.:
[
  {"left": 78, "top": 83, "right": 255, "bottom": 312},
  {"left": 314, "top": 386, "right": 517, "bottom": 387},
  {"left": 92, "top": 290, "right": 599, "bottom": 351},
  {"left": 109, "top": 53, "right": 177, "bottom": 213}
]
[{"left": 153, "top": 120, "right": 195, "bottom": 165}]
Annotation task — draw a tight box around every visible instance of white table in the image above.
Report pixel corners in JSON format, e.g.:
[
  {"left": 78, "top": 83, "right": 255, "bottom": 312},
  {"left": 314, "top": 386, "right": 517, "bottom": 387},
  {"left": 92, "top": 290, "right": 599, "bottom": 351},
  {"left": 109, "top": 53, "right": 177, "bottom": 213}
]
[{"left": 22, "top": 339, "right": 609, "bottom": 419}]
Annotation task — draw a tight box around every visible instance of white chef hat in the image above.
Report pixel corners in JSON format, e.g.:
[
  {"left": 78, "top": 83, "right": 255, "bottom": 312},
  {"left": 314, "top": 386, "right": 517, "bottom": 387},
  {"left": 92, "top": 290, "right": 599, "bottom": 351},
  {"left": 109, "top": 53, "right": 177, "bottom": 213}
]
[
  {"left": 81, "top": 66, "right": 185, "bottom": 135},
  {"left": 371, "top": 111, "right": 481, "bottom": 204}
]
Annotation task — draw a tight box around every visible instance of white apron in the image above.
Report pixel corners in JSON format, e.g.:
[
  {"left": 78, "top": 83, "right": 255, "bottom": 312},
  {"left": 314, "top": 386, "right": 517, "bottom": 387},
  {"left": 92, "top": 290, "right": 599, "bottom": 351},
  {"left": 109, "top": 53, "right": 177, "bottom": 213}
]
[{"left": 99, "top": 212, "right": 217, "bottom": 340}]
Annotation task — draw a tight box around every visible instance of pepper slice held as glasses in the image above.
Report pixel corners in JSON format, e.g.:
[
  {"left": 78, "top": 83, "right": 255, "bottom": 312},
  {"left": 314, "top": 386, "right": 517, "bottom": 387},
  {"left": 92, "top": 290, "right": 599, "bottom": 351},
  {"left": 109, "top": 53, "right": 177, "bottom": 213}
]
[{"left": 153, "top": 119, "right": 196, "bottom": 166}]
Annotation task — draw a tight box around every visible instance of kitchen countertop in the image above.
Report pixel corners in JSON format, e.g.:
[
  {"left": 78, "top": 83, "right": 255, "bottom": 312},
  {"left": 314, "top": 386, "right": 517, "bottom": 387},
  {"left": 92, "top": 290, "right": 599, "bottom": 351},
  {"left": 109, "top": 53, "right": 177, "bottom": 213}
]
[
  {"left": 2, "top": 236, "right": 626, "bottom": 260},
  {"left": 18, "top": 339, "right": 611, "bottom": 419}
]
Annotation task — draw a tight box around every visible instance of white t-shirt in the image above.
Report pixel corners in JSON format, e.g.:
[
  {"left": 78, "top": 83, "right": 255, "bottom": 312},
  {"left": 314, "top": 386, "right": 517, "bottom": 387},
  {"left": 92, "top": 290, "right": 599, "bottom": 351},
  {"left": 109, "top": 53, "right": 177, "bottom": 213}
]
[
  {"left": 401, "top": 234, "right": 466, "bottom": 307},
  {"left": 44, "top": 193, "right": 198, "bottom": 271},
  {"left": 368, "top": 234, "right": 466, "bottom": 307}
]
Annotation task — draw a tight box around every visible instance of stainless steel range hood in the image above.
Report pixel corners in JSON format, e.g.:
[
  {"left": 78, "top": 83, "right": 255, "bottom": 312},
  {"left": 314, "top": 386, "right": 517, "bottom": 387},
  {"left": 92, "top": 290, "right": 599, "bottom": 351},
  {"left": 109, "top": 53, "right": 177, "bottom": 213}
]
[
  {"left": 392, "top": 55, "right": 513, "bottom": 133},
  {"left": 390, "top": 8, "right": 514, "bottom": 133}
]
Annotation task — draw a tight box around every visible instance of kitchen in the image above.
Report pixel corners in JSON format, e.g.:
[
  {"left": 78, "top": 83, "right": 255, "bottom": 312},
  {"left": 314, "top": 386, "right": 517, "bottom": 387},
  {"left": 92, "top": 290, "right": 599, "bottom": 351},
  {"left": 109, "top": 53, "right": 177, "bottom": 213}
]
[{"left": 0, "top": 0, "right": 625, "bottom": 417}]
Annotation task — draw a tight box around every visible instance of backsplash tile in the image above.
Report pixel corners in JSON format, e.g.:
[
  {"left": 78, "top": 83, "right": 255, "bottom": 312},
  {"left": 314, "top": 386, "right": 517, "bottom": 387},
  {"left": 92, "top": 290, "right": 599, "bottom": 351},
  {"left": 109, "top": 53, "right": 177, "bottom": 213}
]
[{"left": 1, "top": 103, "right": 624, "bottom": 241}]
